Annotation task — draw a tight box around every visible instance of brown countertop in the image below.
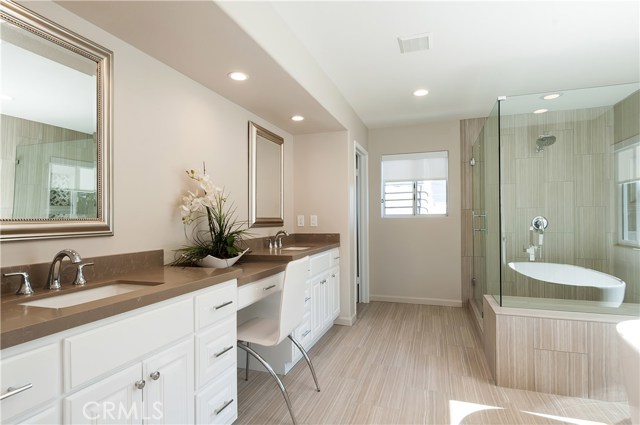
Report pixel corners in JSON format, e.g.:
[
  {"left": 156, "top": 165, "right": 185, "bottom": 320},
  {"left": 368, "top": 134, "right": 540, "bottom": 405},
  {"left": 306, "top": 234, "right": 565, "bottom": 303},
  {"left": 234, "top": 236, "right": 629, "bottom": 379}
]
[{"left": 0, "top": 241, "right": 338, "bottom": 350}]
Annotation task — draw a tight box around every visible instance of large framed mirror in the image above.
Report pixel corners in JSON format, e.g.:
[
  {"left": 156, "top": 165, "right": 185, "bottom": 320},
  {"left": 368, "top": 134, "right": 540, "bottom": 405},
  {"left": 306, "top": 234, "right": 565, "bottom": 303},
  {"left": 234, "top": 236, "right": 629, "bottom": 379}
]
[
  {"left": 248, "top": 122, "right": 284, "bottom": 228},
  {"left": 0, "top": 0, "right": 113, "bottom": 241}
]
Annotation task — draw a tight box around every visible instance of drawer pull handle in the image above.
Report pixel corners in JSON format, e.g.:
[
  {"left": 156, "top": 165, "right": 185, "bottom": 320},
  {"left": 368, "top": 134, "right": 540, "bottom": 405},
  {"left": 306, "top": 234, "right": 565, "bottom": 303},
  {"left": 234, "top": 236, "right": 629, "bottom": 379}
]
[
  {"left": 321, "top": 279, "right": 327, "bottom": 284},
  {"left": 0, "top": 383, "right": 32, "bottom": 401},
  {"left": 263, "top": 284, "right": 276, "bottom": 291},
  {"left": 331, "top": 274, "right": 336, "bottom": 278},
  {"left": 304, "top": 297, "right": 311, "bottom": 302},
  {"left": 150, "top": 371, "right": 161, "bottom": 381},
  {"left": 214, "top": 300, "right": 233, "bottom": 310},
  {"left": 214, "top": 398, "right": 234, "bottom": 415},
  {"left": 302, "top": 330, "right": 311, "bottom": 338},
  {"left": 214, "top": 345, "right": 234, "bottom": 358},
  {"left": 134, "top": 380, "right": 146, "bottom": 390}
]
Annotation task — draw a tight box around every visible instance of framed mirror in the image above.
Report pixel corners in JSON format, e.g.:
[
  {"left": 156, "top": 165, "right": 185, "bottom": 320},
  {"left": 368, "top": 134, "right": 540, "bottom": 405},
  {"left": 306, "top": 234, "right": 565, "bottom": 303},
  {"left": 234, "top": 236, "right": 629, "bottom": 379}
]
[
  {"left": 0, "top": 0, "right": 113, "bottom": 241},
  {"left": 248, "top": 122, "right": 284, "bottom": 228}
]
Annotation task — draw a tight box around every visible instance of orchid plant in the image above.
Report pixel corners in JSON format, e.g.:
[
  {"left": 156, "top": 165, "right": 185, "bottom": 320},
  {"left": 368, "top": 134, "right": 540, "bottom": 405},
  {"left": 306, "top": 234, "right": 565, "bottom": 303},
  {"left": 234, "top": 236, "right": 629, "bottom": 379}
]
[{"left": 172, "top": 167, "right": 248, "bottom": 266}]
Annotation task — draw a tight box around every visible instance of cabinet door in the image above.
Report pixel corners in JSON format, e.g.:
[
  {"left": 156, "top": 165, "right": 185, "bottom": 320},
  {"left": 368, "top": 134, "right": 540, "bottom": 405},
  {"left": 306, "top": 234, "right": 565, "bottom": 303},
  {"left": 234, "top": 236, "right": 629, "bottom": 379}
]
[
  {"left": 321, "top": 274, "right": 333, "bottom": 328},
  {"left": 330, "top": 267, "right": 340, "bottom": 320},
  {"left": 311, "top": 277, "right": 325, "bottom": 335},
  {"left": 64, "top": 363, "right": 142, "bottom": 424},
  {"left": 143, "top": 339, "right": 194, "bottom": 425}
]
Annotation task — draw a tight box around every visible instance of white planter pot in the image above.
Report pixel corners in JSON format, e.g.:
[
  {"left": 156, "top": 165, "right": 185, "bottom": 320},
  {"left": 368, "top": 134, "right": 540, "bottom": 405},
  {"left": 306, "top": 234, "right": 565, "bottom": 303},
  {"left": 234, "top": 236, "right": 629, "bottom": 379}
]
[{"left": 199, "top": 248, "right": 249, "bottom": 268}]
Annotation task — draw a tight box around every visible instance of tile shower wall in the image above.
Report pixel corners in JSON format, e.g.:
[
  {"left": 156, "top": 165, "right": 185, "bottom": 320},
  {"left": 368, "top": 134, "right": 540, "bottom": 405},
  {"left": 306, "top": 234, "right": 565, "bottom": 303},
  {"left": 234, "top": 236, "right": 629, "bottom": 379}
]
[
  {"left": 500, "top": 101, "right": 639, "bottom": 304},
  {"left": 613, "top": 91, "right": 640, "bottom": 304}
]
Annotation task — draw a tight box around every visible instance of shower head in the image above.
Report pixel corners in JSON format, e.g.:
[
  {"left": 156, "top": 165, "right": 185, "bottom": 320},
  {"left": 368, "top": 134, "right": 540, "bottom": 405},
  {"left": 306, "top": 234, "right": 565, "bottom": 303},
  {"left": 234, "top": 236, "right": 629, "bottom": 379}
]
[{"left": 536, "top": 135, "right": 556, "bottom": 152}]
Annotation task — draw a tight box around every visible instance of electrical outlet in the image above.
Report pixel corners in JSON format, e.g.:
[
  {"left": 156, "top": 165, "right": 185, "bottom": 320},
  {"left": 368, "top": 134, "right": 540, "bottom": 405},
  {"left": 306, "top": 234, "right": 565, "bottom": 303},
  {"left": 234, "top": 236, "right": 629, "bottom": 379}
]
[
  {"left": 297, "top": 215, "right": 305, "bottom": 227},
  {"left": 310, "top": 215, "right": 318, "bottom": 227}
]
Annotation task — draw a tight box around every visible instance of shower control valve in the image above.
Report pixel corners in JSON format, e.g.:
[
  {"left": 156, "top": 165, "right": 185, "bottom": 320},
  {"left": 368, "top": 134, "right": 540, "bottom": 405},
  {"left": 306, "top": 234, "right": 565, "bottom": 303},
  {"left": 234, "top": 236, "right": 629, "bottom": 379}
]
[{"left": 531, "top": 216, "right": 548, "bottom": 232}]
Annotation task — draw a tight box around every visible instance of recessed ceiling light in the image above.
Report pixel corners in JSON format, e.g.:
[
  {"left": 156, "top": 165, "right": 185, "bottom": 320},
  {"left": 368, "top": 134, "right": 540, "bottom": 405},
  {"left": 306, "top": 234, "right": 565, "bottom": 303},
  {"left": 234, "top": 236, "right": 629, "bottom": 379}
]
[
  {"left": 533, "top": 109, "right": 548, "bottom": 114},
  {"left": 291, "top": 115, "right": 304, "bottom": 122},
  {"left": 228, "top": 71, "right": 248, "bottom": 81},
  {"left": 542, "top": 93, "right": 562, "bottom": 100},
  {"left": 413, "top": 89, "right": 429, "bottom": 97}
]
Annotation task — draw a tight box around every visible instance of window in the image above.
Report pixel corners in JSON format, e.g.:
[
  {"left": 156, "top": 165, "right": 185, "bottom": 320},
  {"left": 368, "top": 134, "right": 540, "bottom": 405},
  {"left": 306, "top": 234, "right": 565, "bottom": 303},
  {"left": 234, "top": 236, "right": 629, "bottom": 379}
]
[
  {"left": 381, "top": 151, "right": 448, "bottom": 217},
  {"left": 615, "top": 137, "right": 640, "bottom": 247}
]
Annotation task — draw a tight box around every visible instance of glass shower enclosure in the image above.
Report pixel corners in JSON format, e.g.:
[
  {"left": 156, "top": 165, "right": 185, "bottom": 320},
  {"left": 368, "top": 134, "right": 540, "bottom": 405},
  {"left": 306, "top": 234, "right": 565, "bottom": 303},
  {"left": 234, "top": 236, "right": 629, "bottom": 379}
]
[{"left": 471, "top": 83, "right": 640, "bottom": 317}]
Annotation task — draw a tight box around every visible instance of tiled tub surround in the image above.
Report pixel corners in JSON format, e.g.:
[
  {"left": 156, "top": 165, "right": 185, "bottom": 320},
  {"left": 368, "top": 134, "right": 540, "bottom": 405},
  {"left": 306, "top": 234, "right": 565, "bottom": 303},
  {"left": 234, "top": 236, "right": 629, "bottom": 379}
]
[{"left": 483, "top": 295, "right": 635, "bottom": 402}]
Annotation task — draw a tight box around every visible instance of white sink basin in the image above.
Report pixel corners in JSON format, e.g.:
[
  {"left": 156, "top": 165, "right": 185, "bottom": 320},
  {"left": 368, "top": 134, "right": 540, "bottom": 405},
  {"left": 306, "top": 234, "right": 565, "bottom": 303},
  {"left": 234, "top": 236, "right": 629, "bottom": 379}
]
[
  {"left": 20, "top": 282, "right": 153, "bottom": 309},
  {"left": 281, "top": 247, "right": 311, "bottom": 251}
]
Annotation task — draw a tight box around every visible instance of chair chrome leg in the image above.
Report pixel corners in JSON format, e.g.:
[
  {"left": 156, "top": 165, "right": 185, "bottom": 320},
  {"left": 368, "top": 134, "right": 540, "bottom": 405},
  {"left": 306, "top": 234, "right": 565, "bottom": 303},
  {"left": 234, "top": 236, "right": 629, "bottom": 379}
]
[
  {"left": 288, "top": 335, "right": 321, "bottom": 392},
  {"left": 245, "top": 341, "right": 250, "bottom": 381},
  {"left": 237, "top": 342, "right": 298, "bottom": 425}
]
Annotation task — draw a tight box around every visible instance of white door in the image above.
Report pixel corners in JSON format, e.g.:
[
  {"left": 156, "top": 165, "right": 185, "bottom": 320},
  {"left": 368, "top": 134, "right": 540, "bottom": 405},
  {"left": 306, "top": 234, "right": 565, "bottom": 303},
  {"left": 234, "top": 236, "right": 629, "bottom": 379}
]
[
  {"left": 143, "top": 339, "right": 194, "bottom": 425},
  {"left": 64, "top": 364, "right": 142, "bottom": 424}
]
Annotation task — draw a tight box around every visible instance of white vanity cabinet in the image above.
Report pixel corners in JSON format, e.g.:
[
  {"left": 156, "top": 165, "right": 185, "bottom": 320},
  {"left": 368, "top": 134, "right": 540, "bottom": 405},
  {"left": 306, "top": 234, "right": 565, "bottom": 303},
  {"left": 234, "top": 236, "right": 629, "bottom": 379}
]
[
  {"left": 239, "top": 248, "right": 340, "bottom": 374},
  {"left": 0, "top": 279, "right": 238, "bottom": 425},
  {"left": 64, "top": 339, "right": 193, "bottom": 424}
]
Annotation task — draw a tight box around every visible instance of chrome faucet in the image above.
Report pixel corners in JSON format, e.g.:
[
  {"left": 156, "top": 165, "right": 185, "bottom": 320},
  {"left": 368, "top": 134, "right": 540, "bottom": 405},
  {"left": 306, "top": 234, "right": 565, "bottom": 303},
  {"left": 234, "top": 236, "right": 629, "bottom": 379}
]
[
  {"left": 46, "top": 249, "right": 83, "bottom": 290},
  {"left": 274, "top": 230, "right": 288, "bottom": 249}
]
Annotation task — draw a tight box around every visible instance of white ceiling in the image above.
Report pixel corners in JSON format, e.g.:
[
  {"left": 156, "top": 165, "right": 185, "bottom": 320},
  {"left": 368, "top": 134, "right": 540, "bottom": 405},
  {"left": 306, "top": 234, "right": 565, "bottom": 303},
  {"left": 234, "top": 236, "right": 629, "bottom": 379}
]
[
  {"left": 270, "top": 1, "right": 640, "bottom": 128},
  {"left": 53, "top": 1, "right": 640, "bottom": 133}
]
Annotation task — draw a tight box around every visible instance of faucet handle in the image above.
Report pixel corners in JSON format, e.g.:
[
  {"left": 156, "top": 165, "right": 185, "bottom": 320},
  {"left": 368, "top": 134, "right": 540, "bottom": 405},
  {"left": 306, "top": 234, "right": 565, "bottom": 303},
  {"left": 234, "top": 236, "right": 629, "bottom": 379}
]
[
  {"left": 3, "top": 272, "right": 34, "bottom": 295},
  {"left": 73, "top": 262, "right": 94, "bottom": 286}
]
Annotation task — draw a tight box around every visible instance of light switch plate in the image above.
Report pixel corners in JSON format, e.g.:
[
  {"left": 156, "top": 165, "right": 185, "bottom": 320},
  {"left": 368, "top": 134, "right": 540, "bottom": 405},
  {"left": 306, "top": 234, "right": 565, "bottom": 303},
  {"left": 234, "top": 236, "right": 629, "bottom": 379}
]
[
  {"left": 297, "top": 215, "right": 305, "bottom": 227},
  {"left": 310, "top": 215, "right": 318, "bottom": 227}
]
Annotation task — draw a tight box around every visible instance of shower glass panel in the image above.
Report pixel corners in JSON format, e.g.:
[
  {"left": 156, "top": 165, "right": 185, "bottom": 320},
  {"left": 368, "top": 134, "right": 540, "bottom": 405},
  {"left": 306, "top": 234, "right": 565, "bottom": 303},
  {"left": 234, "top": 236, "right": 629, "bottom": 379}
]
[
  {"left": 497, "top": 83, "right": 640, "bottom": 315},
  {"left": 471, "top": 101, "right": 500, "bottom": 316}
]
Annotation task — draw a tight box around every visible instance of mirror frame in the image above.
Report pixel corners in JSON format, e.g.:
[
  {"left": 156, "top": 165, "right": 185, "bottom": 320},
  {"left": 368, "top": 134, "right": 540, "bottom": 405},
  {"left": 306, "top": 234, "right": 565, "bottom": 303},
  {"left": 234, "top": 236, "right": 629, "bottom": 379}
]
[
  {"left": 248, "top": 122, "right": 284, "bottom": 228},
  {"left": 0, "top": 0, "right": 113, "bottom": 241}
]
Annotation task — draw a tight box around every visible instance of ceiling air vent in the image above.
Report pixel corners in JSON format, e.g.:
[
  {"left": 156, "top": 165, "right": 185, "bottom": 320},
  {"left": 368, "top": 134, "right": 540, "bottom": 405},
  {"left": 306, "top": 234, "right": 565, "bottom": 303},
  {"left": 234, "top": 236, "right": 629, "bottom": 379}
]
[{"left": 397, "top": 33, "right": 431, "bottom": 54}]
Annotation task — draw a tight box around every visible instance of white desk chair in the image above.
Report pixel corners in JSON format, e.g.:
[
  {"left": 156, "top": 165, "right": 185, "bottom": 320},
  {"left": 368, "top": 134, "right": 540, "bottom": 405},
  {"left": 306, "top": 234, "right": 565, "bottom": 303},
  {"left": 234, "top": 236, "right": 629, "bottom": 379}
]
[{"left": 237, "top": 256, "right": 320, "bottom": 425}]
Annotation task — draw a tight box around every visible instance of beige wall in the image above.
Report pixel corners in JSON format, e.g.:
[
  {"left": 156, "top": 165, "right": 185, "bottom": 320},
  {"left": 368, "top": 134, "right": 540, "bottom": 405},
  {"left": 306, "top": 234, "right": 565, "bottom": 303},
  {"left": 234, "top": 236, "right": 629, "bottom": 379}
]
[
  {"left": 0, "top": 2, "right": 295, "bottom": 266},
  {"left": 368, "top": 121, "right": 462, "bottom": 306},
  {"left": 293, "top": 131, "right": 353, "bottom": 323}
]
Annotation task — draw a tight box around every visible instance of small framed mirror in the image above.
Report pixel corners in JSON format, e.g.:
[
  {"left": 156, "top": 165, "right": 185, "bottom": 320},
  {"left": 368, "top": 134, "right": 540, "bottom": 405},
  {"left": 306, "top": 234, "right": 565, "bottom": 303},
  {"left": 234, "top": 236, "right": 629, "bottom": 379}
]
[
  {"left": 248, "top": 122, "right": 284, "bottom": 228},
  {"left": 0, "top": 1, "right": 113, "bottom": 241}
]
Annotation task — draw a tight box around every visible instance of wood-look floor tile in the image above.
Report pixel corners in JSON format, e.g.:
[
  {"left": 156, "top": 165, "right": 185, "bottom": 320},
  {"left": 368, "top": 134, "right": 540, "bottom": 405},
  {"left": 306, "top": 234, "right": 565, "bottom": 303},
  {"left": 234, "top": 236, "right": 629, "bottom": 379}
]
[{"left": 236, "top": 302, "right": 631, "bottom": 424}]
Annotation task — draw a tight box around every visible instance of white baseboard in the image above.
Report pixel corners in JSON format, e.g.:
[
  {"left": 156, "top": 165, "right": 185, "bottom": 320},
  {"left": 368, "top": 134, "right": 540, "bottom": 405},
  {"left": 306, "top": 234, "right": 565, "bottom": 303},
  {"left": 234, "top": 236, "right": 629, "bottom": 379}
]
[
  {"left": 370, "top": 294, "right": 463, "bottom": 308},
  {"left": 334, "top": 312, "right": 356, "bottom": 326}
]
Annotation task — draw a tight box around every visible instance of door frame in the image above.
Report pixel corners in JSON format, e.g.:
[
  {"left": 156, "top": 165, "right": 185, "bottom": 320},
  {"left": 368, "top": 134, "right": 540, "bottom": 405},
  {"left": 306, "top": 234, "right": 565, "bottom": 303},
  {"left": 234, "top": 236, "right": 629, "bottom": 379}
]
[{"left": 355, "top": 143, "right": 370, "bottom": 303}]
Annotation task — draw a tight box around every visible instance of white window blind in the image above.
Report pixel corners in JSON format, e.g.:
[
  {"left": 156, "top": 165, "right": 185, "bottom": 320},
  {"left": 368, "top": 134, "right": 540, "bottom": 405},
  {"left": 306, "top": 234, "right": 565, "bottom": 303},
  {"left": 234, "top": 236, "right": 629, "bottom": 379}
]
[{"left": 381, "top": 151, "right": 448, "bottom": 217}]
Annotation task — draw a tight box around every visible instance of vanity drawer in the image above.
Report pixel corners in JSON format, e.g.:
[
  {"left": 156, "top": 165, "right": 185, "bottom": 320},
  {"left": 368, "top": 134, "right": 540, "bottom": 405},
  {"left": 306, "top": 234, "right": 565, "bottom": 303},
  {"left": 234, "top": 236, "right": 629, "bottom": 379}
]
[
  {"left": 295, "top": 311, "right": 313, "bottom": 348},
  {"left": 310, "top": 251, "right": 330, "bottom": 276},
  {"left": 195, "top": 280, "right": 238, "bottom": 329},
  {"left": 237, "top": 273, "right": 283, "bottom": 310},
  {"left": 63, "top": 299, "right": 193, "bottom": 390},
  {"left": 196, "top": 368, "right": 237, "bottom": 425},
  {"left": 195, "top": 315, "right": 236, "bottom": 389},
  {"left": 0, "top": 343, "right": 61, "bottom": 422}
]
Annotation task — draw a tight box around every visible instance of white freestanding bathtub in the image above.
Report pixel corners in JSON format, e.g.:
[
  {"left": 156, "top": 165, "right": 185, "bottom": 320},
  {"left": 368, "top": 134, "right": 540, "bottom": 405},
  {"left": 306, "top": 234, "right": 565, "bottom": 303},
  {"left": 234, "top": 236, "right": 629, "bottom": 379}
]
[
  {"left": 508, "top": 262, "right": 626, "bottom": 307},
  {"left": 617, "top": 319, "right": 640, "bottom": 425}
]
